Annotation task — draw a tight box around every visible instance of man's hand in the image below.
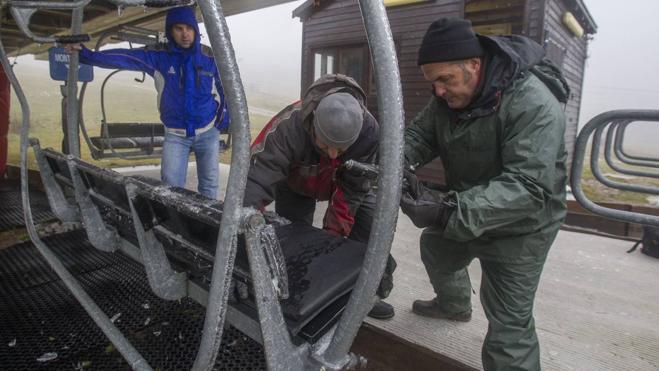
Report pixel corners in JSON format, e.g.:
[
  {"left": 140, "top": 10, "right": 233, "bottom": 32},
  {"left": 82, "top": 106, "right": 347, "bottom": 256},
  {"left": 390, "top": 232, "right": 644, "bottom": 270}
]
[
  {"left": 337, "top": 160, "right": 377, "bottom": 193},
  {"left": 400, "top": 171, "right": 455, "bottom": 229},
  {"left": 63, "top": 43, "right": 83, "bottom": 54}
]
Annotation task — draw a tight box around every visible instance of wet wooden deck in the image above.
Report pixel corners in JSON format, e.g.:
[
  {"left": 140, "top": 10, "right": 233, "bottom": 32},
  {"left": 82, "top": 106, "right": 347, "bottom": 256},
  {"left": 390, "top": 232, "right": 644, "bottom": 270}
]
[{"left": 366, "top": 216, "right": 659, "bottom": 371}]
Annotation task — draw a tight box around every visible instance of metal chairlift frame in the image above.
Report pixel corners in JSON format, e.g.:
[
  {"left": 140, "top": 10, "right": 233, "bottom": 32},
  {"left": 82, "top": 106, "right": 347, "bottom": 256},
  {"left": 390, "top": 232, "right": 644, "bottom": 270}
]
[
  {"left": 78, "top": 28, "right": 165, "bottom": 160},
  {"left": 0, "top": 0, "right": 405, "bottom": 370},
  {"left": 570, "top": 110, "right": 659, "bottom": 227}
]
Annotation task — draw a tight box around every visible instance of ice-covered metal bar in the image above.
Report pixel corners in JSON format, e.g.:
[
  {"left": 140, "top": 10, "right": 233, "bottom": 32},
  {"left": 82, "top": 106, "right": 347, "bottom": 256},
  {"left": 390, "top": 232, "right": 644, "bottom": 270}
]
[
  {"left": 192, "top": 0, "right": 254, "bottom": 369},
  {"left": 319, "top": 0, "right": 405, "bottom": 367},
  {"left": 0, "top": 24, "right": 154, "bottom": 371}
]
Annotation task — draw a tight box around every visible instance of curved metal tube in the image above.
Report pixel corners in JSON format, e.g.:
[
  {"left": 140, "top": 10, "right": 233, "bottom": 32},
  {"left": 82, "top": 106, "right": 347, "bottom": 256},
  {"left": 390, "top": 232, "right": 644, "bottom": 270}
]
[
  {"left": 242, "top": 211, "right": 306, "bottom": 370},
  {"left": 0, "top": 26, "right": 153, "bottom": 371},
  {"left": 6, "top": 0, "right": 90, "bottom": 9},
  {"left": 77, "top": 32, "right": 162, "bottom": 160},
  {"left": 65, "top": 6, "right": 84, "bottom": 157},
  {"left": 320, "top": 0, "right": 405, "bottom": 366},
  {"left": 603, "top": 122, "right": 659, "bottom": 178},
  {"left": 591, "top": 124, "right": 659, "bottom": 194},
  {"left": 571, "top": 110, "right": 659, "bottom": 227},
  {"left": 613, "top": 120, "right": 659, "bottom": 167},
  {"left": 192, "top": 1, "right": 253, "bottom": 370}
]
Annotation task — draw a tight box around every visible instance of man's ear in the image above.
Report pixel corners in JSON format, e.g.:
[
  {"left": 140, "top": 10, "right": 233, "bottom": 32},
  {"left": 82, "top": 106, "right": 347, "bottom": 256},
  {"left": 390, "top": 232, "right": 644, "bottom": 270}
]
[{"left": 468, "top": 57, "right": 481, "bottom": 73}]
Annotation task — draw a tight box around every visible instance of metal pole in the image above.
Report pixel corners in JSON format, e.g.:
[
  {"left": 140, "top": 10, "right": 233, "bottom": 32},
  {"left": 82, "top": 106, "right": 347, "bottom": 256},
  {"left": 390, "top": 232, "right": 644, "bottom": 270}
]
[
  {"left": 192, "top": 0, "right": 253, "bottom": 369},
  {"left": 7, "top": 0, "right": 90, "bottom": 9},
  {"left": 321, "top": 0, "right": 404, "bottom": 366},
  {"left": 0, "top": 26, "right": 153, "bottom": 371},
  {"left": 65, "top": 6, "right": 84, "bottom": 157}
]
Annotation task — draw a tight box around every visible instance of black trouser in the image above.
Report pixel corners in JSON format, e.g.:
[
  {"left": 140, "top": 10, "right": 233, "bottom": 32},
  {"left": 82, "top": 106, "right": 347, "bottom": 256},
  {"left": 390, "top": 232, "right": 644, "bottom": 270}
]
[{"left": 274, "top": 182, "right": 396, "bottom": 298}]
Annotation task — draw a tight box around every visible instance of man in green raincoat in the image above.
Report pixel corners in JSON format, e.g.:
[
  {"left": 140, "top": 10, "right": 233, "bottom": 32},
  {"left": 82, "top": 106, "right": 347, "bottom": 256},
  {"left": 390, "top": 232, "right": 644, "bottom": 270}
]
[{"left": 401, "top": 18, "right": 569, "bottom": 370}]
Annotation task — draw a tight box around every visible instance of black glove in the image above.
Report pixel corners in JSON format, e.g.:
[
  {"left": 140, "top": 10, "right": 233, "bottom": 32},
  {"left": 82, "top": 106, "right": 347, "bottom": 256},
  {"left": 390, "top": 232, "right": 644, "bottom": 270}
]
[
  {"left": 400, "top": 173, "right": 455, "bottom": 229},
  {"left": 402, "top": 169, "right": 421, "bottom": 198},
  {"left": 337, "top": 165, "right": 373, "bottom": 193}
]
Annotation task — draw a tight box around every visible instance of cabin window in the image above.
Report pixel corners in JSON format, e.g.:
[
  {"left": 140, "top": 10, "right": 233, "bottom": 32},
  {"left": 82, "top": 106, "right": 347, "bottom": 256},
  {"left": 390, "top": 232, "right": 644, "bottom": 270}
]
[
  {"left": 464, "top": 0, "right": 525, "bottom": 35},
  {"left": 312, "top": 45, "right": 369, "bottom": 90}
]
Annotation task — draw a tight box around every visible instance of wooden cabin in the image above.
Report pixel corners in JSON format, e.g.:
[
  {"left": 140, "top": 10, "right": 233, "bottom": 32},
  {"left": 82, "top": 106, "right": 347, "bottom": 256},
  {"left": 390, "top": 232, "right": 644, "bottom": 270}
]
[{"left": 293, "top": 0, "right": 596, "bottom": 183}]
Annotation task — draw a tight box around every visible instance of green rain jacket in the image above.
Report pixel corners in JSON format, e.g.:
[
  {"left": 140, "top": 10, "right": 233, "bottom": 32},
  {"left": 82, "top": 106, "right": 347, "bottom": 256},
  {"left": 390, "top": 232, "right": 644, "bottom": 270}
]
[{"left": 404, "top": 35, "right": 569, "bottom": 263}]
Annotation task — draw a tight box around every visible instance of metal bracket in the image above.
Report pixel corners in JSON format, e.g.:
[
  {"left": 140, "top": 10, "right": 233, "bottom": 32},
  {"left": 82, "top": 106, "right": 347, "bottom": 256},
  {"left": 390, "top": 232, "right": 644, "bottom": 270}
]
[
  {"left": 242, "top": 211, "right": 308, "bottom": 370},
  {"left": 30, "top": 139, "right": 80, "bottom": 222},
  {"left": 125, "top": 182, "right": 187, "bottom": 301},
  {"left": 66, "top": 156, "right": 119, "bottom": 252},
  {"left": 259, "top": 223, "right": 289, "bottom": 300}
]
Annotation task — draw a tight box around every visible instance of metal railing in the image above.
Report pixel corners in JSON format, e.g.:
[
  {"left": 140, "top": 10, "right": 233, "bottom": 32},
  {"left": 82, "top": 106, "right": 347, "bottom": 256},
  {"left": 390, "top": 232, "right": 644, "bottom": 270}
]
[
  {"left": 604, "top": 121, "right": 659, "bottom": 178},
  {"left": 570, "top": 110, "right": 659, "bottom": 227},
  {"left": 1, "top": 0, "right": 404, "bottom": 370}
]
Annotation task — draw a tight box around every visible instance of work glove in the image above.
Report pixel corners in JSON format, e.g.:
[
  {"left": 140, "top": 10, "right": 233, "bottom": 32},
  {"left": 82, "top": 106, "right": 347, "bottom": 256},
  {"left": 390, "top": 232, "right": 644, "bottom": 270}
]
[
  {"left": 336, "top": 164, "right": 374, "bottom": 193},
  {"left": 400, "top": 171, "right": 455, "bottom": 230}
]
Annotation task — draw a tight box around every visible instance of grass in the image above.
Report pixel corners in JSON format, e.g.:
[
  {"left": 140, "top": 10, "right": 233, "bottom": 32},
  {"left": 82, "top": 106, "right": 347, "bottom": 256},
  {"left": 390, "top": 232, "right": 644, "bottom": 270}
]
[
  {"left": 6, "top": 66, "right": 292, "bottom": 169},
  {"left": 578, "top": 155, "right": 659, "bottom": 205}
]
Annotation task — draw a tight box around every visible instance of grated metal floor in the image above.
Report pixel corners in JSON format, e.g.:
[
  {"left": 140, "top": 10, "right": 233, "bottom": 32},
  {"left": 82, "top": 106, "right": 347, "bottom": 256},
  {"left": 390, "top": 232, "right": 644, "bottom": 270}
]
[
  {"left": 0, "top": 180, "right": 55, "bottom": 232},
  {"left": 0, "top": 230, "right": 266, "bottom": 370}
]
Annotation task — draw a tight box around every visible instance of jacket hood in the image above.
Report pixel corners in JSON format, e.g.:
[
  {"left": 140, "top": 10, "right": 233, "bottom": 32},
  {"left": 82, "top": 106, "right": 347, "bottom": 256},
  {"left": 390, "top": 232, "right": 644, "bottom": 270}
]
[
  {"left": 165, "top": 6, "right": 201, "bottom": 52},
  {"left": 300, "top": 74, "right": 368, "bottom": 132},
  {"left": 480, "top": 34, "right": 544, "bottom": 75}
]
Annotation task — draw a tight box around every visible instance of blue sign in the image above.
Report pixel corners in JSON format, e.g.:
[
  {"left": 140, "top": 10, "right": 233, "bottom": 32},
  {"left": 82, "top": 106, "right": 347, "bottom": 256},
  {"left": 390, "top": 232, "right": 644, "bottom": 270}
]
[{"left": 48, "top": 47, "right": 94, "bottom": 82}]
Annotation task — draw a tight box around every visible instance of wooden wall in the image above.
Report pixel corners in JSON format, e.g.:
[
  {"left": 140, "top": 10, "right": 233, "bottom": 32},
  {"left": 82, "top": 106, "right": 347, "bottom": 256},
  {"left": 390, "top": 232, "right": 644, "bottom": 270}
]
[
  {"left": 300, "top": 0, "right": 462, "bottom": 123},
  {"left": 542, "top": 0, "right": 590, "bottom": 172},
  {"left": 298, "top": 0, "right": 592, "bottom": 184}
]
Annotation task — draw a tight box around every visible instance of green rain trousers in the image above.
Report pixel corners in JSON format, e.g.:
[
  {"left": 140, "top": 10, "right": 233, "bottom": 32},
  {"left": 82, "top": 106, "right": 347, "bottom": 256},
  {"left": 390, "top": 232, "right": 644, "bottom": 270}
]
[{"left": 420, "top": 225, "right": 559, "bottom": 371}]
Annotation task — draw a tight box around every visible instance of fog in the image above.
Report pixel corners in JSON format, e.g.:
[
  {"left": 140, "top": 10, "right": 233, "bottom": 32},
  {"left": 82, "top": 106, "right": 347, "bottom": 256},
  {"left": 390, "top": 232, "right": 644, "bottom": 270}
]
[
  {"left": 9, "top": 0, "right": 658, "bottom": 156},
  {"left": 224, "top": 0, "right": 659, "bottom": 156}
]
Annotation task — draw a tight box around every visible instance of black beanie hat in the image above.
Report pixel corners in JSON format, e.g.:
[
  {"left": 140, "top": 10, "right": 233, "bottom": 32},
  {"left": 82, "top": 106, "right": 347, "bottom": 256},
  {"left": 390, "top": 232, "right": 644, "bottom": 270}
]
[{"left": 417, "top": 18, "right": 484, "bottom": 66}]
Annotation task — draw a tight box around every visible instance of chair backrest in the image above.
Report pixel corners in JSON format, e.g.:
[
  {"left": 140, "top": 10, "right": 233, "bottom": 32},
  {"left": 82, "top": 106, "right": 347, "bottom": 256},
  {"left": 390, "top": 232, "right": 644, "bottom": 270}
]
[{"left": 40, "top": 151, "right": 367, "bottom": 343}]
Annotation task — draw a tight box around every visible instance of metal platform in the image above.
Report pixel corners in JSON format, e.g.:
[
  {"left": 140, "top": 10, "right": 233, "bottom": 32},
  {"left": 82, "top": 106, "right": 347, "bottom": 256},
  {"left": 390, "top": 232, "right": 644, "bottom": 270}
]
[
  {"left": 0, "top": 230, "right": 266, "bottom": 370},
  {"left": 364, "top": 217, "right": 659, "bottom": 371},
  {"left": 0, "top": 179, "right": 55, "bottom": 232}
]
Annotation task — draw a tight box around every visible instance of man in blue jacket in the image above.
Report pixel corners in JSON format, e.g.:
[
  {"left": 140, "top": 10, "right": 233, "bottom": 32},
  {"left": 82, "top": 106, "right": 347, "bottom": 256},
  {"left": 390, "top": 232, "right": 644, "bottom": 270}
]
[{"left": 67, "top": 6, "right": 229, "bottom": 199}]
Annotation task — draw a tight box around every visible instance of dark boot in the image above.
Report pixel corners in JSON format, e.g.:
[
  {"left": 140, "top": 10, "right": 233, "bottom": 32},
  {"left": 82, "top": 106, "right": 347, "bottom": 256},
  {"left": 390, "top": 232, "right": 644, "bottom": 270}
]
[
  {"left": 412, "top": 297, "right": 471, "bottom": 322},
  {"left": 368, "top": 299, "right": 395, "bottom": 320}
]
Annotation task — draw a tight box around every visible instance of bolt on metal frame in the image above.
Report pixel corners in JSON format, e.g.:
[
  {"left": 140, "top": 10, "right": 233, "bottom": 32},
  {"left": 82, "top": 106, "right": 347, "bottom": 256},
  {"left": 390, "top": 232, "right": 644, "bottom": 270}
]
[
  {"left": 571, "top": 110, "right": 659, "bottom": 227},
  {"left": 1, "top": 0, "right": 404, "bottom": 370}
]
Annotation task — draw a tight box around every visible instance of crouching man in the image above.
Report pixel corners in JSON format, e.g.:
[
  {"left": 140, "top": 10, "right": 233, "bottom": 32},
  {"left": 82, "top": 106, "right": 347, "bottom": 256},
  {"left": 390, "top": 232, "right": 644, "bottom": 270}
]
[{"left": 245, "top": 74, "right": 397, "bottom": 319}]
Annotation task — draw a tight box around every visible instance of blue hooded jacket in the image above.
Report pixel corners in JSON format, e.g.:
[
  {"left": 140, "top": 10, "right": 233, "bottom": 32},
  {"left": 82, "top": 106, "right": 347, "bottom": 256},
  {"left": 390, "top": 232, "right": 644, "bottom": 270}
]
[{"left": 79, "top": 6, "right": 230, "bottom": 137}]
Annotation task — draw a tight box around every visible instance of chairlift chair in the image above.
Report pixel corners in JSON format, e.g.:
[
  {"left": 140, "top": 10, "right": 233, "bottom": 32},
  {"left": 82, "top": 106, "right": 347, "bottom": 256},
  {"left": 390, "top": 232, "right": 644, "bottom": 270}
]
[
  {"left": 1, "top": 0, "right": 403, "bottom": 370},
  {"left": 78, "top": 26, "right": 231, "bottom": 161}
]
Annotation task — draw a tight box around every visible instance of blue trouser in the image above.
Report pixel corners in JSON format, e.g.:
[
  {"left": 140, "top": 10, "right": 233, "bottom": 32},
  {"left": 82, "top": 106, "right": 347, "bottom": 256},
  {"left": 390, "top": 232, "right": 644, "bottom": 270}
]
[
  {"left": 420, "top": 227, "right": 558, "bottom": 371},
  {"left": 161, "top": 127, "right": 220, "bottom": 199}
]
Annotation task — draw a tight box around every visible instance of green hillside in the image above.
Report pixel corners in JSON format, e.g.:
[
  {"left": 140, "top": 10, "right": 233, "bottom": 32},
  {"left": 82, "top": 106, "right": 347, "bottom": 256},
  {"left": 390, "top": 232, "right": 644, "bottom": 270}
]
[{"left": 6, "top": 60, "right": 293, "bottom": 168}]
